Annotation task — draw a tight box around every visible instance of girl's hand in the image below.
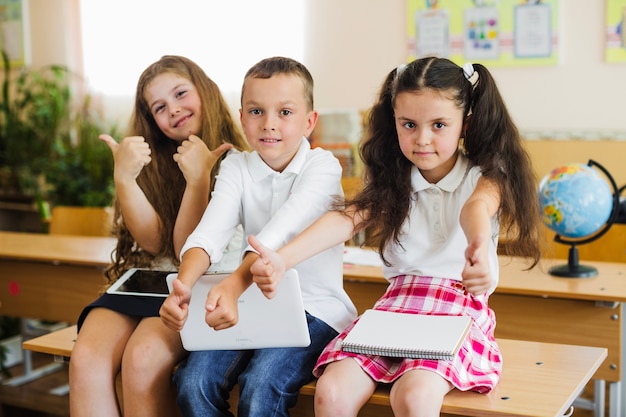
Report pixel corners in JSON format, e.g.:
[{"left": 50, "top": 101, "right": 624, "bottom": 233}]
[
  {"left": 462, "top": 234, "right": 492, "bottom": 295},
  {"left": 248, "top": 235, "right": 286, "bottom": 299},
  {"left": 159, "top": 279, "right": 192, "bottom": 331},
  {"left": 174, "top": 135, "right": 233, "bottom": 185},
  {"left": 99, "top": 134, "right": 151, "bottom": 184}
]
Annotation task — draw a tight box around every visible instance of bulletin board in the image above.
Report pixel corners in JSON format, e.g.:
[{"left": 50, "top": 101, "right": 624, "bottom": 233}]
[
  {"left": 606, "top": 0, "right": 626, "bottom": 63},
  {"left": 0, "top": 0, "right": 26, "bottom": 67},
  {"left": 406, "top": 0, "right": 560, "bottom": 67}
]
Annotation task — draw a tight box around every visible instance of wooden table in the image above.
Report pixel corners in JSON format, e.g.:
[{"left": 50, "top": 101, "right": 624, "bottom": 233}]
[
  {"left": 2, "top": 233, "right": 623, "bottom": 415},
  {"left": 0, "top": 231, "right": 115, "bottom": 390},
  {"left": 342, "top": 256, "right": 626, "bottom": 417},
  {"left": 0, "top": 231, "right": 115, "bottom": 323}
]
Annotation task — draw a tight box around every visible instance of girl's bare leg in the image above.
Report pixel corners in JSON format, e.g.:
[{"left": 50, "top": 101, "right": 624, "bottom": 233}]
[
  {"left": 314, "top": 358, "right": 377, "bottom": 417},
  {"left": 120, "top": 316, "right": 187, "bottom": 417},
  {"left": 69, "top": 308, "right": 139, "bottom": 417},
  {"left": 389, "top": 369, "right": 453, "bottom": 417}
]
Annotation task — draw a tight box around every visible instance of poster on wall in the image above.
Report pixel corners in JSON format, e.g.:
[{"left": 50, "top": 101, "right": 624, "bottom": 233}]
[
  {"left": 0, "top": 0, "right": 26, "bottom": 67},
  {"left": 407, "top": 0, "right": 560, "bottom": 67},
  {"left": 606, "top": 0, "right": 626, "bottom": 63}
]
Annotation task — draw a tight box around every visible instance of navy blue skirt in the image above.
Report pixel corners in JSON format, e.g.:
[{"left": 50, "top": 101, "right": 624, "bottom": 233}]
[{"left": 77, "top": 293, "right": 164, "bottom": 332}]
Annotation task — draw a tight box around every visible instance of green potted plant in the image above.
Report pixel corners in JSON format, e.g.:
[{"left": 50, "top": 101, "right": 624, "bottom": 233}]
[
  {"left": 44, "top": 97, "right": 117, "bottom": 208},
  {"left": 0, "top": 49, "right": 72, "bottom": 204},
  {"left": 0, "top": 49, "right": 117, "bottom": 214}
]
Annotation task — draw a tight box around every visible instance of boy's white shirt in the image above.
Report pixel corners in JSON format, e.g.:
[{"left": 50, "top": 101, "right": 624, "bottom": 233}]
[{"left": 181, "top": 137, "right": 357, "bottom": 332}]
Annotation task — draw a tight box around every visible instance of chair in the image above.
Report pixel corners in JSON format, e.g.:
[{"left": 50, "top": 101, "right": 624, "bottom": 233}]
[{"left": 48, "top": 206, "right": 114, "bottom": 237}]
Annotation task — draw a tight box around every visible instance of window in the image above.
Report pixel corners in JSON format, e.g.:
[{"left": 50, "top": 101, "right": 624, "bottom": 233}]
[{"left": 79, "top": 0, "right": 305, "bottom": 121}]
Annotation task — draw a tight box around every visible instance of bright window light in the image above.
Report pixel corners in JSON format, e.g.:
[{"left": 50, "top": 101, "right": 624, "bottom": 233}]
[{"left": 79, "top": 0, "right": 305, "bottom": 98}]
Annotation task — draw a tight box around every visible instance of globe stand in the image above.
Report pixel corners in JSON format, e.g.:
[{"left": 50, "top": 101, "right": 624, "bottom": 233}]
[
  {"left": 546, "top": 159, "right": 620, "bottom": 279},
  {"left": 548, "top": 244, "right": 597, "bottom": 278}
]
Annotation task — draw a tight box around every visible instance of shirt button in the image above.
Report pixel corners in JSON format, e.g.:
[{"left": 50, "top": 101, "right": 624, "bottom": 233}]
[
  {"left": 433, "top": 223, "right": 440, "bottom": 231},
  {"left": 433, "top": 203, "right": 440, "bottom": 211},
  {"left": 273, "top": 193, "right": 279, "bottom": 198}
]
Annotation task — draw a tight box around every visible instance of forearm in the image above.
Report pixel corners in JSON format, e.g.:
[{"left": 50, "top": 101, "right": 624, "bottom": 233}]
[
  {"left": 177, "top": 247, "right": 212, "bottom": 287},
  {"left": 173, "top": 180, "right": 211, "bottom": 258},
  {"left": 115, "top": 179, "right": 162, "bottom": 254},
  {"left": 460, "top": 200, "right": 492, "bottom": 244},
  {"left": 221, "top": 252, "right": 258, "bottom": 295},
  {"left": 278, "top": 210, "right": 356, "bottom": 269},
  {"left": 460, "top": 177, "right": 500, "bottom": 244}
]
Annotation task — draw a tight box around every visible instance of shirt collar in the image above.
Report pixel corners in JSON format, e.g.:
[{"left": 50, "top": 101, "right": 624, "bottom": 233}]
[
  {"left": 248, "top": 137, "right": 311, "bottom": 181},
  {"left": 410, "top": 152, "right": 470, "bottom": 193}
]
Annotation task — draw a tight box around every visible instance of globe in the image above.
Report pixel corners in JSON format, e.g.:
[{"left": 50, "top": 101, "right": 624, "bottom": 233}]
[
  {"left": 538, "top": 163, "right": 614, "bottom": 239},
  {"left": 538, "top": 161, "right": 619, "bottom": 278}
]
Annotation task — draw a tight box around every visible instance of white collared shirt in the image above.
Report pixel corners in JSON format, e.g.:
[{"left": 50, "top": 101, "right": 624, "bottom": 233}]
[
  {"left": 181, "top": 137, "right": 357, "bottom": 332},
  {"left": 382, "top": 154, "right": 500, "bottom": 294}
]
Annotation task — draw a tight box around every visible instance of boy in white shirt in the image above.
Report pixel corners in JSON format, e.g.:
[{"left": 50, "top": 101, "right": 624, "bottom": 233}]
[{"left": 160, "top": 56, "right": 357, "bottom": 417}]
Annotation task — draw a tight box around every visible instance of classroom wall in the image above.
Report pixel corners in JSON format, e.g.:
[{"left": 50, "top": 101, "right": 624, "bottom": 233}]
[
  {"left": 305, "top": 0, "right": 626, "bottom": 137},
  {"left": 25, "top": 0, "right": 626, "bottom": 137},
  {"left": 19, "top": 1, "right": 626, "bottom": 262}
]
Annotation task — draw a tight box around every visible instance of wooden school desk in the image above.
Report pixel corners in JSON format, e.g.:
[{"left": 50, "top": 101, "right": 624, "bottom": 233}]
[
  {"left": 0, "top": 231, "right": 114, "bottom": 388},
  {"left": 9, "top": 233, "right": 609, "bottom": 416},
  {"left": 342, "top": 256, "right": 626, "bottom": 417},
  {"left": 0, "top": 231, "right": 115, "bottom": 323}
]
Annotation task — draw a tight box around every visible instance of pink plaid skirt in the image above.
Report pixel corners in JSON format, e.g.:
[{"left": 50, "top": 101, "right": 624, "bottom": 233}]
[{"left": 314, "top": 275, "right": 502, "bottom": 393}]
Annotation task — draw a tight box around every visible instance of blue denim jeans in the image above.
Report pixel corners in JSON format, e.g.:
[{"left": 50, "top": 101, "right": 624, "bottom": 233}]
[{"left": 173, "top": 312, "right": 338, "bottom": 417}]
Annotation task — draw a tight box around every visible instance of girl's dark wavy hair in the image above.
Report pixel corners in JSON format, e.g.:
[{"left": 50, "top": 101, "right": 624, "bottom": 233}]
[
  {"left": 105, "top": 55, "right": 250, "bottom": 283},
  {"left": 346, "top": 57, "right": 541, "bottom": 267}
]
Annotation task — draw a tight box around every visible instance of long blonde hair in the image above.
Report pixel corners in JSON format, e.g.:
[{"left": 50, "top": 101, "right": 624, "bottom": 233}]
[{"left": 106, "top": 55, "right": 249, "bottom": 282}]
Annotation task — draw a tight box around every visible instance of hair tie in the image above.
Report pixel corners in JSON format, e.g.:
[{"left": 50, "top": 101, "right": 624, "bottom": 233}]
[
  {"left": 396, "top": 64, "right": 407, "bottom": 76},
  {"left": 462, "top": 62, "right": 478, "bottom": 87}
]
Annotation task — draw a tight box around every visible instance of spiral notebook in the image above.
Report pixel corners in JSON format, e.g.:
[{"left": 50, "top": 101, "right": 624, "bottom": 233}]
[{"left": 341, "top": 309, "right": 472, "bottom": 360}]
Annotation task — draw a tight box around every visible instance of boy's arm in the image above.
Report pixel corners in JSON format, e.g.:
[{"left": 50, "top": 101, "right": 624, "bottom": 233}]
[
  {"left": 203, "top": 252, "right": 258, "bottom": 330},
  {"left": 251, "top": 150, "right": 343, "bottom": 251},
  {"left": 460, "top": 176, "right": 501, "bottom": 295},
  {"left": 159, "top": 247, "right": 212, "bottom": 331}
]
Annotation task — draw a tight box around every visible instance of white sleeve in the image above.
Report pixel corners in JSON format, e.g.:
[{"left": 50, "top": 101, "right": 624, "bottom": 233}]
[{"left": 248, "top": 149, "right": 343, "bottom": 252}]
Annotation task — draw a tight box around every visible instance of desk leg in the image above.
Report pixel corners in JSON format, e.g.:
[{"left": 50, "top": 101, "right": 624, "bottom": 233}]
[
  {"left": 574, "top": 379, "right": 605, "bottom": 417},
  {"left": 2, "top": 349, "right": 62, "bottom": 387},
  {"left": 610, "top": 381, "right": 622, "bottom": 417},
  {"left": 595, "top": 380, "right": 606, "bottom": 417},
  {"left": 613, "top": 302, "right": 626, "bottom": 417}
]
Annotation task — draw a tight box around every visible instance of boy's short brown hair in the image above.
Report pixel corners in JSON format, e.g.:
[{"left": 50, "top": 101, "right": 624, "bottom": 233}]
[{"left": 241, "top": 56, "right": 314, "bottom": 111}]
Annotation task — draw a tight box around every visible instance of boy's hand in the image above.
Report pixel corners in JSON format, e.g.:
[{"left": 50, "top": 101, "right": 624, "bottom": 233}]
[
  {"left": 248, "top": 235, "right": 286, "bottom": 299},
  {"left": 204, "top": 282, "right": 239, "bottom": 330},
  {"left": 462, "top": 234, "right": 491, "bottom": 295},
  {"left": 159, "top": 279, "right": 191, "bottom": 331},
  {"left": 99, "top": 134, "right": 151, "bottom": 183},
  {"left": 174, "top": 135, "right": 232, "bottom": 185}
]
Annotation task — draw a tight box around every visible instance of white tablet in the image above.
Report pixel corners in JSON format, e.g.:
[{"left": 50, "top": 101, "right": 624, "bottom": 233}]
[
  {"left": 166, "top": 269, "right": 311, "bottom": 350},
  {"left": 106, "top": 268, "right": 171, "bottom": 297}
]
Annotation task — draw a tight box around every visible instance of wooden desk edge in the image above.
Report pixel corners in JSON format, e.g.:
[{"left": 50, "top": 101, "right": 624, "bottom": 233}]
[
  {"left": 24, "top": 329, "right": 607, "bottom": 417},
  {"left": 22, "top": 325, "right": 77, "bottom": 357}
]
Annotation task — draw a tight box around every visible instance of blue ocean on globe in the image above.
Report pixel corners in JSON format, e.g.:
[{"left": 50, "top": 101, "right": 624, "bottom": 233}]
[{"left": 538, "top": 164, "right": 613, "bottom": 239}]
